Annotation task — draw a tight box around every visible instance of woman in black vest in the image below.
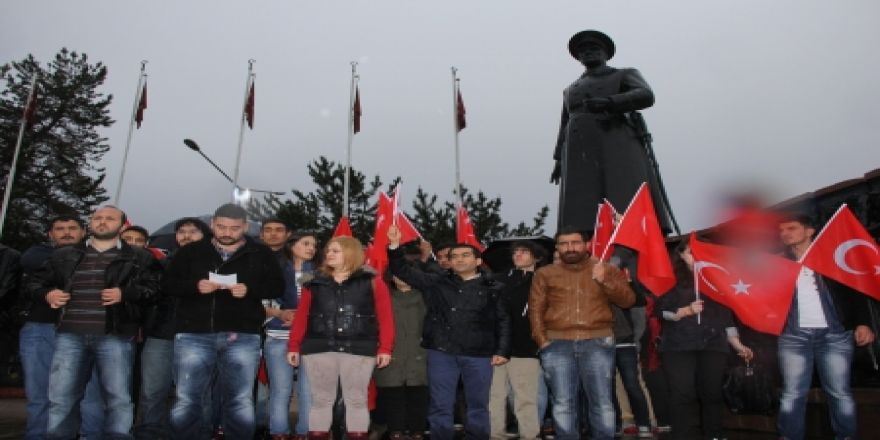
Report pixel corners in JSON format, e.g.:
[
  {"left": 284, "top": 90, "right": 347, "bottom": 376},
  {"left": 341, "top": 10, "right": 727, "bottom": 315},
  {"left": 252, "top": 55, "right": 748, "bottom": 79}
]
[{"left": 287, "top": 236, "right": 394, "bottom": 440}]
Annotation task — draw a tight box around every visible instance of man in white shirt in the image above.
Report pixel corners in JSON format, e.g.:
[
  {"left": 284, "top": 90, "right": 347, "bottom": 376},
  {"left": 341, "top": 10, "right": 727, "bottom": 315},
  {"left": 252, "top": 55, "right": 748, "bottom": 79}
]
[{"left": 777, "top": 214, "right": 875, "bottom": 440}]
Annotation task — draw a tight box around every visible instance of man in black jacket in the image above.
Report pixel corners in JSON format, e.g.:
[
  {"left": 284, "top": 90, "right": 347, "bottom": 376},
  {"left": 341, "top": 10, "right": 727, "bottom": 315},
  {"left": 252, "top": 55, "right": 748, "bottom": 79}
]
[
  {"left": 777, "top": 214, "right": 875, "bottom": 440},
  {"left": 387, "top": 225, "right": 511, "bottom": 440},
  {"left": 28, "top": 206, "right": 162, "bottom": 439},
  {"left": 488, "top": 241, "right": 546, "bottom": 440},
  {"left": 163, "top": 203, "right": 284, "bottom": 440}
]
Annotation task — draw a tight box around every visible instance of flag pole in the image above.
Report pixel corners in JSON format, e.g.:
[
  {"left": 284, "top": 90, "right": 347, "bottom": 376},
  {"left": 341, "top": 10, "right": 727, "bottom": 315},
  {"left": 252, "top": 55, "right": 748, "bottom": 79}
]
[
  {"left": 113, "top": 60, "right": 147, "bottom": 206},
  {"left": 451, "top": 67, "right": 462, "bottom": 209},
  {"left": 343, "top": 61, "right": 358, "bottom": 218},
  {"left": 232, "top": 59, "right": 255, "bottom": 203},
  {"left": 0, "top": 74, "right": 39, "bottom": 239}
]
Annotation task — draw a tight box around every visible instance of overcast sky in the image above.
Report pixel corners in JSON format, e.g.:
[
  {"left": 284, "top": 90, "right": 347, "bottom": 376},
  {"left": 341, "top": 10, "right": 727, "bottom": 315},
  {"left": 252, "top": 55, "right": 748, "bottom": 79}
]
[{"left": 2, "top": 1, "right": 879, "bottom": 235}]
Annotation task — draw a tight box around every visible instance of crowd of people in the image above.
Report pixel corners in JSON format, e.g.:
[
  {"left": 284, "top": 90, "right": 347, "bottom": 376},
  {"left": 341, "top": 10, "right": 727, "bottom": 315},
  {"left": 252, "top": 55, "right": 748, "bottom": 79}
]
[{"left": 0, "top": 202, "right": 875, "bottom": 440}]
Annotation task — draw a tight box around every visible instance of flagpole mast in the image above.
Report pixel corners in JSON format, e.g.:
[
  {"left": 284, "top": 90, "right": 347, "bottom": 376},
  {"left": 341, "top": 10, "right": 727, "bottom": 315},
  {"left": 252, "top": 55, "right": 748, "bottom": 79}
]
[
  {"left": 343, "top": 61, "right": 358, "bottom": 218},
  {"left": 451, "top": 67, "right": 462, "bottom": 209},
  {"left": 113, "top": 61, "right": 147, "bottom": 206},
  {"left": 232, "top": 59, "right": 255, "bottom": 203},
  {"left": 0, "top": 74, "right": 39, "bottom": 239}
]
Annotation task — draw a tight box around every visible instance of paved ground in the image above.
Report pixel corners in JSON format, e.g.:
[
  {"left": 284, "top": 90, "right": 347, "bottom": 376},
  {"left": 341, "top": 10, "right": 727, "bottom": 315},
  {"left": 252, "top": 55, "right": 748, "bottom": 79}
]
[{"left": 0, "top": 396, "right": 783, "bottom": 440}]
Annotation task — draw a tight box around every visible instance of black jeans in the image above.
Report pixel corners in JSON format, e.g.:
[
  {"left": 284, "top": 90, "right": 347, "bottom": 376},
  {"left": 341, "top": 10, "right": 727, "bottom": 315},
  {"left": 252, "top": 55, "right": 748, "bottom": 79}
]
[
  {"left": 376, "top": 385, "right": 429, "bottom": 435},
  {"left": 661, "top": 350, "right": 727, "bottom": 440},
  {"left": 613, "top": 346, "right": 651, "bottom": 428}
]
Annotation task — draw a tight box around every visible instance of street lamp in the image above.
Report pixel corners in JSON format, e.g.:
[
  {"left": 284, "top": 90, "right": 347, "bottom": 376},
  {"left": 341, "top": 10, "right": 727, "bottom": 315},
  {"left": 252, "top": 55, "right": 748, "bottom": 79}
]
[{"left": 182, "top": 139, "right": 286, "bottom": 198}]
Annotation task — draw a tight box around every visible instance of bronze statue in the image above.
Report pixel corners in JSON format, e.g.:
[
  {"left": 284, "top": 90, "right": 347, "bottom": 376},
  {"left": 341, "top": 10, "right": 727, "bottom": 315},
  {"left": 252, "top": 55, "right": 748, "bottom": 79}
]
[{"left": 552, "top": 30, "right": 675, "bottom": 234}]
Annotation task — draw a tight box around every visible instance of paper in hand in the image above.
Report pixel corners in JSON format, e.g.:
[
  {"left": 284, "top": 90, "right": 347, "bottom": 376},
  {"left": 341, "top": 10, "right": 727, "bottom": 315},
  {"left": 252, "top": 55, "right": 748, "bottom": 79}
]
[{"left": 209, "top": 272, "right": 238, "bottom": 288}]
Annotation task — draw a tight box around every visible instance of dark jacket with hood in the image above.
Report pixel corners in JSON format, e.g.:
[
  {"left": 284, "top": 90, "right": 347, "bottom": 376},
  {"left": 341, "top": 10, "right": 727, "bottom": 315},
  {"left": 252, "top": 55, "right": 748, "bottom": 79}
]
[
  {"left": 388, "top": 246, "right": 511, "bottom": 358},
  {"left": 27, "top": 241, "right": 162, "bottom": 336},
  {"left": 496, "top": 268, "right": 540, "bottom": 358},
  {"left": 163, "top": 237, "right": 284, "bottom": 334}
]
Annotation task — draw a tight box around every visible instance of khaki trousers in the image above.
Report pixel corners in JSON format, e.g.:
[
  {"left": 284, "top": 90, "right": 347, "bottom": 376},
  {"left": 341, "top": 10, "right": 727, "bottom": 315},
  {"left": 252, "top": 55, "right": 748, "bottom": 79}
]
[{"left": 488, "top": 357, "right": 540, "bottom": 439}]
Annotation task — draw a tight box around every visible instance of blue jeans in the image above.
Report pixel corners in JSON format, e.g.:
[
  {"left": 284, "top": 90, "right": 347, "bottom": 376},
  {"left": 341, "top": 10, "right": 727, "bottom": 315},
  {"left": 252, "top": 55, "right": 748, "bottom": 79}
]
[
  {"left": 778, "top": 328, "right": 857, "bottom": 440},
  {"left": 426, "top": 349, "right": 493, "bottom": 440},
  {"left": 135, "top": 337, "right": 174, "bottom": 439},
  {"left": 613, "top": 345, "right": 651, "bottom": 428},
  {"left": 265, "top": 336, "right": 305, "bottom": 435},
  {"left": 427, "top": 350, "right": 492, "bottom": 440},
  {"left": 540, "top": 337, "right": 616, "bottom": 440},
  {"left": 46, "top": 332, "right": 135, "bottom": 440},
  {"left": 20, "top": 322, "right": 106, "bottom": 439},
  {"left": 171, "top": 332, "right": 261, "bottom": 440}
]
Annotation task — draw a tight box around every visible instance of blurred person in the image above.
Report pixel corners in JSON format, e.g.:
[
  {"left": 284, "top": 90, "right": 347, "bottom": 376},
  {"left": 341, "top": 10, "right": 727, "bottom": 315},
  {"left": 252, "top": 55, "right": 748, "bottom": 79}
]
[
  {"left": 164, "top": 204, "right": 284, "bottom": 439},
  {"left": 287, "top": 236, "right": 394, "bottom": 440},
  {"left": 656, "top": 241, "right": 753, "bottom": 440},
  {"left": 28, "top": 206, "right": 161, "bottom": 439},
  {"left": 776, "top": 214, "right": 874, "bottom": 440}
]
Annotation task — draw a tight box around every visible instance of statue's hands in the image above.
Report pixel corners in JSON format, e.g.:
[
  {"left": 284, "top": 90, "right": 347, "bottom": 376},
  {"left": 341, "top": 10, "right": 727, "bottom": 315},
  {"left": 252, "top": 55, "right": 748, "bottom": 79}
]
[
  {"left": 550, "top": 161, "right": 561, "bottom": 185},
  {"left": 585, "top": 97, "right": 612, "bottom": 113}
]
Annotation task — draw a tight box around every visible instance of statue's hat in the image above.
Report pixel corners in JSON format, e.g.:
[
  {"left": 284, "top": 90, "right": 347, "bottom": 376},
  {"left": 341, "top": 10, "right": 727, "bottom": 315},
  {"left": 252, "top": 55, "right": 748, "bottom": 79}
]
[{"left": 568, "top": 30, "right": 615, "bottom": 60}]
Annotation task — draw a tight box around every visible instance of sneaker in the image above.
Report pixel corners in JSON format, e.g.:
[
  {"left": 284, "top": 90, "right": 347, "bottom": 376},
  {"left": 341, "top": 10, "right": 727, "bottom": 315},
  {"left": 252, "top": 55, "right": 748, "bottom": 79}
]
[
  {"left": 654, "top": 425, "right": 672, "bottom": 433},
  {"left": 622, "top": 426, "right": 639, "bottom": 435},
  {"left": 637, "top": 426, "right": 653, "bottom": 438}
]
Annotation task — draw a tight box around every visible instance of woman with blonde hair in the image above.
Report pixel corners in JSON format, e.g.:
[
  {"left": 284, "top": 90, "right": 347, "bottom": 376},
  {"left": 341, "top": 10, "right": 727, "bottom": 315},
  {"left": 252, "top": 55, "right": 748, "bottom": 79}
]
[{"left": 287, "top": 236, "right": 394, "bottom": 440}]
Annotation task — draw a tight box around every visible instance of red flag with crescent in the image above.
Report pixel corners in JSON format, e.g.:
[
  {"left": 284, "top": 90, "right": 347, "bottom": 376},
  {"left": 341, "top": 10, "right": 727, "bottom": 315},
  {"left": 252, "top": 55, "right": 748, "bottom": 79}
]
[
  {"left": 800, "top": 204, "right": 880, "bottom": 301},
  {"left": 608, "top": 183, "right": 675, "bottom": 295},
  {"left": 592, "top": 200, "right": 617, "bottom": 258},
  {"left": 456, "top": 205, "right": 484, "bottom": 251},
  {"left": 689, "top": 234, "right": 800, "bottom": 335}
]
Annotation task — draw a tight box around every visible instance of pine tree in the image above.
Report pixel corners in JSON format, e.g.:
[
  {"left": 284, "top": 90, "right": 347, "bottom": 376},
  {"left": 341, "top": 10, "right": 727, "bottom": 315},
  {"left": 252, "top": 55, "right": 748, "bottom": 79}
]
[
  {"left": 258, "top": 156, "right": 549, "bottom": 248},
  {"left": 0, "top": 49, "right": 113, "bottom": 250}
]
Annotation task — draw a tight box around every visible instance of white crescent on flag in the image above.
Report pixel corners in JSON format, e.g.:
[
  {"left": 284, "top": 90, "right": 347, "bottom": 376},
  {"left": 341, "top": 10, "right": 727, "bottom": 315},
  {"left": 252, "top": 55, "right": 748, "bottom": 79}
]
[
  {"left": 833, "top": 239, "right": 879, "bottom": 275},
  {"left": 694, "top": 260, "right": 730, "bottom": 293}
]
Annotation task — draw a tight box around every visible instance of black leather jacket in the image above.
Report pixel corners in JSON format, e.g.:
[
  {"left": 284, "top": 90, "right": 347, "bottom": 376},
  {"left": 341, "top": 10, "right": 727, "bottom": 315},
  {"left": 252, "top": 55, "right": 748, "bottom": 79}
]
[
  {"left": 388, "top": 247, "right": 511, "bottom": 358},
  {"left": 27, "top": 242, "right": 162, "bottom": 336}
]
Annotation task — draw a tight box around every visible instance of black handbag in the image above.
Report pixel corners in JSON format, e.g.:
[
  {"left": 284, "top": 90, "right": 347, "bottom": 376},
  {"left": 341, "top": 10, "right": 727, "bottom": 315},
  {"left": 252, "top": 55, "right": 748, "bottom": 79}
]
[{"left": 722, "top": 359, "right": 779, "bottom": 416}]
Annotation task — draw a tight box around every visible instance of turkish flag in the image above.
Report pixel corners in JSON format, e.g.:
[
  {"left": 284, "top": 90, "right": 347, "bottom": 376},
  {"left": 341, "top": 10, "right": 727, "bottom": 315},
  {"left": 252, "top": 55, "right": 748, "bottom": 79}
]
[
  {"left": 592, "top": 200, "right": 617, "bottom": 259},
  {"left": 353, "top": 86, "right": 362, "bottom": 134},
  {"left": 135, "top": 82, "right": 147, "bottom": 129},
  {"left": 456, "top": 205, "right": 484, "bottom": 251},
  {"left": 689, "top": 234, "right": 800, "bottom": 336},
  {"left": 390, "top": 188, "right": 421, "bottom": 243},
  {"left": 244, "top": 81, "right": 255, "bottom": 129},
  {"left": 800, "top": 204, "right": 880, "bottom": 301},
  {"left": 367, "top": 193, "right": 396, "bottom": 273},
  {"left": 456, "top": 89, "right": 466, "bottom": 131},
  {"left": 332, "top": 216, "right": 353, "bottom": 238},
  {"left": 23, "top": 83, "right": 38, "bottom": 129},
  {"left": 609, "top": 183, "right": 675, "bottom": 295}
]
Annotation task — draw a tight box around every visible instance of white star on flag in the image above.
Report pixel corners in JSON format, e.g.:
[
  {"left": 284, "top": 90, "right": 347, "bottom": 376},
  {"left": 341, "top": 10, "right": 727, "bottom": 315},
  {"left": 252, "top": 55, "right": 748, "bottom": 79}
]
[{"left": 731, "top": 279, "right": 751, "bottom": 295}]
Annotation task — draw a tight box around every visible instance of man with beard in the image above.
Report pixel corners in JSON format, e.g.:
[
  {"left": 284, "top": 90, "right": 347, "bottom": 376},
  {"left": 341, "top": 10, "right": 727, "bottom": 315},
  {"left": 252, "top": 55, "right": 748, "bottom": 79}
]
[
  {"left": 528, "top": 227, "right": 635, "bottom": 440},
  {"left": 27, "top": 206, "right": 162, "bottom": 439},
  {"left": 18, "top": 215, "right": 108, "bottom": 440},
  {"left": 164, "top": 203, "right": 284, "bottom": 439}
]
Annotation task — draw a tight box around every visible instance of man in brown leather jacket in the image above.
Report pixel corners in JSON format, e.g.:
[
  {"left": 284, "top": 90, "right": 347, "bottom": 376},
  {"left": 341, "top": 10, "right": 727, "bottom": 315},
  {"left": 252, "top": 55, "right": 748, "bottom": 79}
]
[{"left": 528, "top": 226, "right": 635, "bottom": 440}]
